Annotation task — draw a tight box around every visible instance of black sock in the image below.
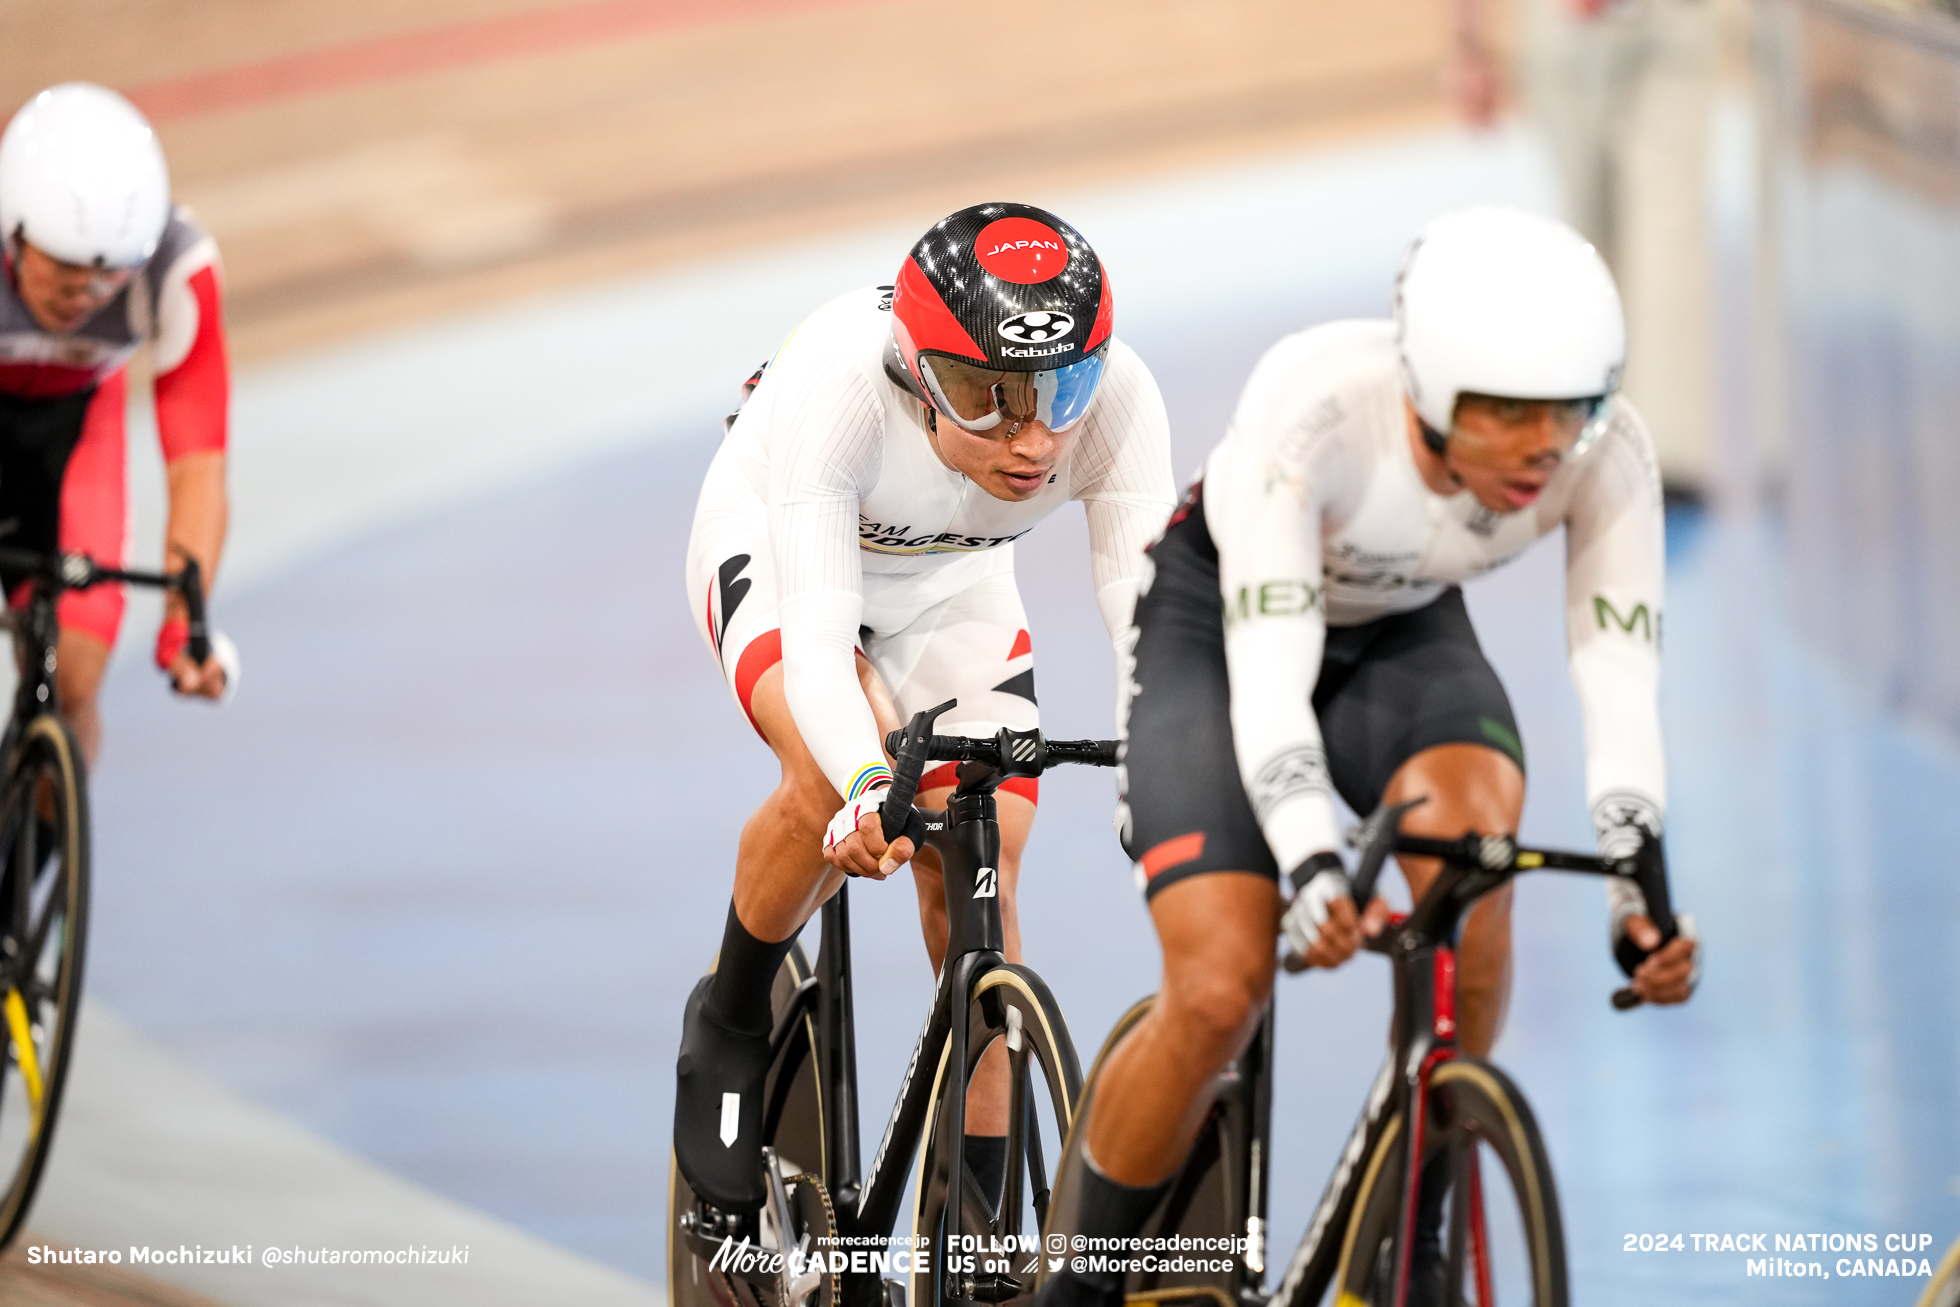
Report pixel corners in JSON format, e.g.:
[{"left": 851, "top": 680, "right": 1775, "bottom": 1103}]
[
  {"left": 964, "top": 1134, "right": 1008, "bottom": 1206},
  {"left": 705, "top": 901, "right": 795, "bottom": 1034},
  {"left": 1070, "top": 1152, "right": 1170, "bottom": 1291}
]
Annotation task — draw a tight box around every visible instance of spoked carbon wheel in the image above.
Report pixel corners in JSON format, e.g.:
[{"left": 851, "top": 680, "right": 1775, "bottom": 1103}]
[
  {"left": 0, "top": 713, "right": 89, "bottom": 1250},
  {"left": 911, "top": 964, "right": 1081, "bottom": 1307},
  {"left": 1335, "top": 1058, "right": 1566, "bottom": 1307},
  {"left": 670, "top": 944, "right": 831, "bottom": 1307}
]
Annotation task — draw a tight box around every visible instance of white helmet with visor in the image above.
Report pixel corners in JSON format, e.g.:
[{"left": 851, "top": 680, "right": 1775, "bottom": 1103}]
[
  {"left": 1, "top": 83, "right": 170, "bottom": 270},
  {"left": 1395, "top": 207, "right": 1625, "bottom": 459}
]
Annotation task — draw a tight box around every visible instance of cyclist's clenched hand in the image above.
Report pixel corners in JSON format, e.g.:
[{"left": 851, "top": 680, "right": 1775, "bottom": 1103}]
[
  {"left": 158, "top": 626, "right": 238, "bottom": 702},
  {"left": 1625, "top": 914, "right": 1699, "bottom": 1005},
  {"left": 1288, "top": 894, "right": 1395, "bottom": 970},
  {"left": 826, "top": 815, "right": 915, "bottom": 879},
  {"left": 169, "top": 650, "right": 226, "bottom": 699},
  {"left": 1293, "top": 895, "right": 1355, "bottom": 970},
  {"left": 1282, "top": 862, "right": 1393, "bottom": 971},
  {"left": 823, "top": 789, "right": 915, "bottom": 879}
]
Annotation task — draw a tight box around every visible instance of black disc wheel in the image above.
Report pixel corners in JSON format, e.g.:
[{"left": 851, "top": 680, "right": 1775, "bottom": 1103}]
[
  {"left": 1040, "top": 995, "right": 1266, "bottom": 1307},
  {"left": 670, "top": 943, "right": 829, "bottom": 1307},
  {"left": 0, "top": 713, "right": 89, "bottom": 1250},
  {"left": 1335, "top": 1058, "right": 1566, "bottom": 1307},
  {"left": 911, "top": 964, "right": 1081, "bottom": 1307}
]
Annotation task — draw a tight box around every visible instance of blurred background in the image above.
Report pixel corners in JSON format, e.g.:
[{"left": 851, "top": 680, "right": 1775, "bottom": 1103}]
[{"left": 4, "top": 0, "right": 1959, "bottom": 1303}]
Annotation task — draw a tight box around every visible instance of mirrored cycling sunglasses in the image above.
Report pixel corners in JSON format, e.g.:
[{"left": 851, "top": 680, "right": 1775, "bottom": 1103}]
[
  {"left": 1453, "top": 392, "right": 1616, "bottom": 463},
  {"left": 1532, "top": 393, "right": 1616, "bottom": 460},
  {"left": 81, "top": 267, "right": 134, "bottom": 299},
  {"left": 918, "top": 348, "right": 1108, "bottom": 435},
  {"left": 1567, "top": 394, "right": 1616, "bottom": 458}
]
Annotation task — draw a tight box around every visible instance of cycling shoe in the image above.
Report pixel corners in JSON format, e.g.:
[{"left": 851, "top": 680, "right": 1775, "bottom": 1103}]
[{"left": 674, "top": 974, "right": 774, "bottom": 1212}]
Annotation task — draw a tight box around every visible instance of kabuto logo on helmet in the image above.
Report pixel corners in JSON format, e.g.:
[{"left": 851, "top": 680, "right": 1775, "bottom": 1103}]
[
  {"left": 891, "top": 202, "right": 1112, "bottom": 432},
  {"left": 997, "top": 311, "right": 1075, "bottom": 344},
  {"left": 973, "top": 217, "right": 1070, "bottom": 284}
]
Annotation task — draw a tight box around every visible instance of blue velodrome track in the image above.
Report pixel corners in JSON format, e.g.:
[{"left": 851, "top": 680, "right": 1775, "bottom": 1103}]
[{"left": 66, "top": 126, "right": 1960, "bottom": 1302}]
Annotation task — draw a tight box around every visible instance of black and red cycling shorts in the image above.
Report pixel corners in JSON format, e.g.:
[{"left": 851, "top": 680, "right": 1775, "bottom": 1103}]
[
  {"left": 0, "top": 377, "right": 130, "bottom": 644},
  {"left": 1120, "top": 484, "right": 1524, "bottom": 899}
]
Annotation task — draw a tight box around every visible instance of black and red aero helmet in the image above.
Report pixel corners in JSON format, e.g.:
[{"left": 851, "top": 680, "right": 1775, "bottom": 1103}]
[{"left": 891, "top": 202, "right": 1113, "bottom": 434}]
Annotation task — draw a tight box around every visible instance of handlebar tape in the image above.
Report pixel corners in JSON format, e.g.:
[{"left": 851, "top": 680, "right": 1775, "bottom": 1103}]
[
  {"left": 1046, "top": 739, "right": 1118, "bottom": 767},
  {"left": 1610, "top": 829, "right": 1678, "bottom": 1010},
  {"left": 879, "top": 699, "right": 957, "bottom": 844},
  {"left": 1631, "top": 830, "right": 1677, "bottom": 942},
  {"left": 1347, "top": 797, "right": 1427, "bottom": 909},
  {"left": 178, "top": 559, "right": 212, "bottom": 665}
]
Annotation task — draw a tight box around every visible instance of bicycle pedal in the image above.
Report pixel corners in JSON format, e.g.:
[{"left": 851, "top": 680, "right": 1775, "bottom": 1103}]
[
  {"left": 679, "top": 1198, "right": 749, "bottom": 1251},
  {"left": 955, "top": 1272, "right": 1023, "bottom": 1303}
]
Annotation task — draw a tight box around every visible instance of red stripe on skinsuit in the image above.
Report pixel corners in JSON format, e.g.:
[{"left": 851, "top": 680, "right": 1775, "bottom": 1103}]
[
  {"left": 57, "top": 370, "right": 131, "bottom": 644},
  {"left": 733, "top": 628, "right": 784, "bottom": 738},
  {"left": 154, "top": 265, "right": 229, "bottom": 458},
  {"left": 919, "top": 764, "right": 1038, "bottom": 806},
  {"left": 1140, "top": 831, "right": 1204, "bottom": 879}
]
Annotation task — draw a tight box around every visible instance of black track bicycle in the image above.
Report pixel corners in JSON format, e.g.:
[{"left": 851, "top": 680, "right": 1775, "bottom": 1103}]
[
  {"left": 0, "top": 546, "right": 211, "bottom": 1249},
  {"left": 1042, "top": 798, "right": 1683, "bottom": 1307},
  {"left": 671, "top": 699, "right": 1118, "bottom": 1307}
]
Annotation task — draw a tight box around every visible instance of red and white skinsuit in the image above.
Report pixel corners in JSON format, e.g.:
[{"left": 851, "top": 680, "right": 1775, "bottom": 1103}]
[{"left": 0, "top": 205, "right": 228, "bottom": 651}]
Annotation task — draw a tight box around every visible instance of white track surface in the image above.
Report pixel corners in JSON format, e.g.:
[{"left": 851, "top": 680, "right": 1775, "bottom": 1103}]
[{"left": 34, "top": 1004, "right": 660, "bottom": 1305}]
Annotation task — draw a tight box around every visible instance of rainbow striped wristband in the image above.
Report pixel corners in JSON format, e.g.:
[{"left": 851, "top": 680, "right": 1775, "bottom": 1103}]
[{"left": 845, "top": 764, "right": 893, "bottom": 803}]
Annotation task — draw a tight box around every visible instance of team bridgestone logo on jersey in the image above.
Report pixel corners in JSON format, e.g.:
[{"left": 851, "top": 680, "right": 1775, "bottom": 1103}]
[
  {"left": 973, "top": 217, "right": 1070, "bottom": 284},
  {"left": 997, "top": 311, "right": 1074, "bottom": 345}
]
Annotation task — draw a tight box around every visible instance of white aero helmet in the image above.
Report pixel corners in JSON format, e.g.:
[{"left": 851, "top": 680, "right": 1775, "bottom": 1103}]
[
  {"left": 1395, "top": 206, "right": 1625, "bottom": 456},
  {"left": 0, "top": 83, "right": 170, "bottom": 269}
]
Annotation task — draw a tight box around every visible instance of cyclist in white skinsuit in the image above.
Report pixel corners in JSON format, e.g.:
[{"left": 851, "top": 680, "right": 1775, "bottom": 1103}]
[
  {"left": 690, "top": 291, "right": 1169, "bottom": 796},
  {"left": 1164, "top": 314, "right": 1668, "bottom": 876},
  {"left": 676, "top": 202, "right": 1174, "bottom": 1217},
  {"left": 1038, "top": 208, "right": 1700, "bottom": 1307}
]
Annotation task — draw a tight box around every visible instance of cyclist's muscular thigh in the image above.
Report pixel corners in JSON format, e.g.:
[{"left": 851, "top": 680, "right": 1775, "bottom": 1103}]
[
  {"left": 735, "top": 653, "right": 903, "bottom": 942},
  {"left": 1382, "top": 742, "right": 1523, "bottom": 1056},
  {"left": 1086, "top": 872, "right": 1280, "bottom": 1187},
  {"left": 875, "top": 568, "right": 1038, "bottom": 972},
  {"left": 53, "top": 627, "right": 110, "bottom": 766}
]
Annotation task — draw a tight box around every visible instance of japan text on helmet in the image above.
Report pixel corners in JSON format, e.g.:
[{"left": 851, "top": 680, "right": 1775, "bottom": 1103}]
[
  {"left": 890, "top": 202, "right": 1113, "bottom": 434},
  {"left": 1395, "top": 207, "right": 1625, "bottom": 457},
  {"left": 1, "top": 83, "right": 170, "bottom": 269}
]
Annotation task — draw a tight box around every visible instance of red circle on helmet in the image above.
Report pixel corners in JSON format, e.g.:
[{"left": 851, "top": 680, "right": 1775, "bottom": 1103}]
[{"left": 973, "top": 217, "right": 1071, "bottom": 285}]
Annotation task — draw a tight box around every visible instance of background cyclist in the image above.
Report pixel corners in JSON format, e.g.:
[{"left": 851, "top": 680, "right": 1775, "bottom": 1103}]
[
  {"left": 0, "top": 83, "right": 233, "bottom": 761},
  {"left": 1038, "top": 207, "right": 1699, "bottom": 1307},
  {"left": 675, "top": 202, "right": 1174, "bottom": 1217}
]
